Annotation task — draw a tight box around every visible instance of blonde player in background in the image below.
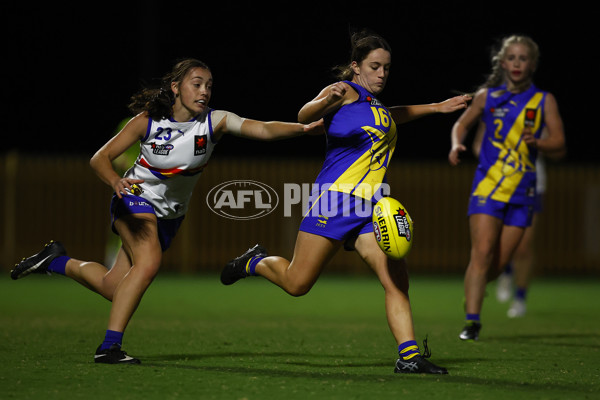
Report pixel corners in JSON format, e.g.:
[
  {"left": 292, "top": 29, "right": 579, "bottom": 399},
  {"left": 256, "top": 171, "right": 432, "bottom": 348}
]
[
  {"left": 488, "top": 136, "right": 566, "bottom": 318},
  {"left": 448, "top": 35, "right": 566, "bottom": 340}
]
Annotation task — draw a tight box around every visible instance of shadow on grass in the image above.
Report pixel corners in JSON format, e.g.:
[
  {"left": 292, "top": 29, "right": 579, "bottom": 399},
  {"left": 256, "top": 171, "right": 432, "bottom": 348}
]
[
  {"left": 134, "top": 355, "right": 596, "bottom": 395},
  {"left": 133, "top": 349, "right": 598, "bottom": 395},
  {"left": 146, "top": 351, "right": 389, "bottom": 367},
  {"left": 485, "top": 332, "right": 600, "bottom": 349}
]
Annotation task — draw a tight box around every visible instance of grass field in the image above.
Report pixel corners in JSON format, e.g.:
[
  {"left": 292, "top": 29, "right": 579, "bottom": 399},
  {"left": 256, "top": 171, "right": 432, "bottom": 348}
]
[{"left": 1, "top": 272, "right": 598, "bottom": 400}]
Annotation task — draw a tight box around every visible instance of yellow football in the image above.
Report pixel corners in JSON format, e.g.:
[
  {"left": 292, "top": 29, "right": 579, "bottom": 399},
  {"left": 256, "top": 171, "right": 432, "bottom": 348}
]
[{"left": 372, "top": 197, "right": 414, "bottom": 260}]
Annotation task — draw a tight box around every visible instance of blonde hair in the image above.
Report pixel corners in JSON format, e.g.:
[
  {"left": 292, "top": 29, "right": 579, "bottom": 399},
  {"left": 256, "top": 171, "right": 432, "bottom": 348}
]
[{"left": 481, "top": 35, "right": 540, "bottom": 90}]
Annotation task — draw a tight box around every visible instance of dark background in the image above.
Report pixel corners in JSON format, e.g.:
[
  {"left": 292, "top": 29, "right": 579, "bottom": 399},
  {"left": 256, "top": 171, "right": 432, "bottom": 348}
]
[{"left": 5, "top": 1, "right": 594, "bottom": 162}]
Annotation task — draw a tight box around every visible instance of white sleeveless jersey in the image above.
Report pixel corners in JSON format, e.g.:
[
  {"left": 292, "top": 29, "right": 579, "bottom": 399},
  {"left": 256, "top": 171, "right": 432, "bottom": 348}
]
[{"left": 123, "top": 110, "right": 217, "bottom": 219}]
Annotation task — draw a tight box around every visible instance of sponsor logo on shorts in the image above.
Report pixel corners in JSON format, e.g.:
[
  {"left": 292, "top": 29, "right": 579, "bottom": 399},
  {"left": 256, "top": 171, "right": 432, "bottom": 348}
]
[
  {"left": 128, "top": 200, "right": 150, "bottom": 207},
  {"left": 316, "top": 215, "right": 328, "bottom": 228}
]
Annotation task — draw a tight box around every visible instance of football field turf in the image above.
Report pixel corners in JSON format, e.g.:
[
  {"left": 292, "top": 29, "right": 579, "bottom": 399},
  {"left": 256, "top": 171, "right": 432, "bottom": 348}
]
[{"left": 1, "top": 273, "right": 598, "bottom": 399}]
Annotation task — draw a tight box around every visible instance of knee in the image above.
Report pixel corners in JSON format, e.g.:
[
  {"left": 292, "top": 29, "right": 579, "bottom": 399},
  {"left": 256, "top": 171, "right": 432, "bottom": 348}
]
[
  {"left": 133, "top": 259, "right": 161, "bottom": 285},
  {"left": 285, "top": 281, "right": 313, "bottom": 297},
  {"left": 470, "top": 247, "right": 495, "bottom": 269}
]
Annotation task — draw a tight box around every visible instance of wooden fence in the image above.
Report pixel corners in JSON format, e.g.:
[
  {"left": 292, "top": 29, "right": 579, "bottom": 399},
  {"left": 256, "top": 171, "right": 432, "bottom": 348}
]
[{"left": 1, "top": 152, "right": 599, "bottom": 276}]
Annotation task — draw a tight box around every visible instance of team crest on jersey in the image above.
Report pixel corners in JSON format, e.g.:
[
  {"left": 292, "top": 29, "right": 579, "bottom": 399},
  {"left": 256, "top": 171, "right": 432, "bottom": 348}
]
[
  {"left": 150, "top": 142, "right": 174, "bottom": 156},
  {"left": 194, "top": 135, "right": 207, "bottom": 155},
  {"left": 393, "top": 208, "right": 412, "bottom": 242}
]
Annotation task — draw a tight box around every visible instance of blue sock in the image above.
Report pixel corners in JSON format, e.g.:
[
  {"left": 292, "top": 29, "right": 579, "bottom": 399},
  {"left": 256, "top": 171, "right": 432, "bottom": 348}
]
[
  {"left": 47, "top": 256, "right": 70, "bottom": 275},
  {"left": 466, "top": 313, "right": 480, "bottom": 323},
  {"left": 100, "top": 330, "right": 123, "bottom": 350},
  {"left": 246, "top": 256, "right": 263, "bottom": 276},
  {"left": 504, "top": 262, "right": 513, "bottom": 274},
  {"left": 398, "top": 340, "right": 420, "bottom": 360},
  {"left": 515, "top": 287, "right": 527, "bottom": 301}
]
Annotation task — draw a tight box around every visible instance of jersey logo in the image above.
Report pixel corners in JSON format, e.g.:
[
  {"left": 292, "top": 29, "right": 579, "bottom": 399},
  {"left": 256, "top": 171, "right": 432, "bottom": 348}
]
[
  {"left": 195, "top": 135, "right": 207, "bottom": 155},
  {"left": 150, "top": 142, "right": 174, "bottom": 156},
  {"left": 366, "top": 96, "right": 384, "bottom": 107},
  {"left": 490, "top": 107, "right": 509, "bottom": 118},
  {"left": 524, "top": 108, "right": 537, "bottom": 127}
]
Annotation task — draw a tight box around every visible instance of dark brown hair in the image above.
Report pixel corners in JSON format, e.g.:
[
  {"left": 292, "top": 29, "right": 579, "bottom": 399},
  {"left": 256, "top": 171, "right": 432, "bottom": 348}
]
[
  {"left": 128, "top": 59, "right": 211, "bottom": 120},
  {"left": 334, "top": 30, "right": 392, "bottom": 80}
]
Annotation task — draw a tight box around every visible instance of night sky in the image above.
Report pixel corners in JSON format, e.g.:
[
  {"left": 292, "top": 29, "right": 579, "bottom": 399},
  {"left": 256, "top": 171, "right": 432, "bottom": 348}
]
[{"left": 5, "top": 1, "right": 594, "bottom": 162}]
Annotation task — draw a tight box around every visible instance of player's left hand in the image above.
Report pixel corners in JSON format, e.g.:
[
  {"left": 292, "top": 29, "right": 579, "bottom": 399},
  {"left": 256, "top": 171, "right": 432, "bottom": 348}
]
[
  {"left": 304, "top": 119, "right": 326, "bottom": 135},
  {"left": 522, "top": 127, "right": 537, "bottom": 147},
  {"left": 437, "top": 95, "right": 472, "bottom": 113}
]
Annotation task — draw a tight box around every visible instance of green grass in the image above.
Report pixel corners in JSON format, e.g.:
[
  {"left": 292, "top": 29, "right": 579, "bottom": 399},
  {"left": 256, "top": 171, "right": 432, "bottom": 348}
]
[{"left": 1, "top": 273, "right": 599, "bottom": 399}]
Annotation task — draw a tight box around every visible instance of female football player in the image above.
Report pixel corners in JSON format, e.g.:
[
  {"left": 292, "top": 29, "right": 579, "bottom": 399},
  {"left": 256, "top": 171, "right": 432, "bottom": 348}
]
[
  {"left": 482, "top": 138, "right": 565, "bottom": 318},
  {"left": 448, "top": 35, "right": 566, "bottom": 340},
  {"left": 221, "top": 30, "right": 470, "bottom": 374},
  {"left": 10, "top": 58, "right": 322, "bottom": 364}
]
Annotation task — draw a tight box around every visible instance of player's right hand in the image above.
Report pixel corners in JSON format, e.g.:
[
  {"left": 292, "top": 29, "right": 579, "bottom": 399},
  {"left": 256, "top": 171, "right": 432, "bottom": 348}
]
[
  {"left": 113, "top": 178, "right": 145, "bottom": 198},
  {"left": 326, "top": 82, "right": 348, "bottom": 104},
  {"left": 448, "top": 144, "right": 466, "bottom": 166}
]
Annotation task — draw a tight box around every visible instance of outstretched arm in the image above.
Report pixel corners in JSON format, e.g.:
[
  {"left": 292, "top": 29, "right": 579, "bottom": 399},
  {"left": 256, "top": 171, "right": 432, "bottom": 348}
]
[
  {"left": 389, "top": 95, "right": 471, "bottom": 124},
  {"left": 212, "top": 111, "right": 325, "bottom": 142},
  {"left": 237, "top": 119, "right": 325, "bottom": 140}
]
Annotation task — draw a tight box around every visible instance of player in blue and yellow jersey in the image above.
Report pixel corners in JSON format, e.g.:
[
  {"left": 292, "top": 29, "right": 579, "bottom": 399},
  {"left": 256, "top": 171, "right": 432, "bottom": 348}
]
[
  {"left": 221, "top": 30, "right": 470, "bottom": 374},
  {"left": 10, "top": 59, "right": 322, "bottom": 364},
  {"left": 448, "top": 35, "right": 566, "bottom": 340}
]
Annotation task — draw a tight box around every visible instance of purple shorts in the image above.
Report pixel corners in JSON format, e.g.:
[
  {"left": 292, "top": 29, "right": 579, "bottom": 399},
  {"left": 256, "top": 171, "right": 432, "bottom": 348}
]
[
  {"left": 467, "top": 195, "right": 533, "bottom": 228},
  {"left": 299, "top": 191, "right": 374, "bottom": 241},
  {"left": 110, "top": 193, "right": 184, "bottom": 251}
]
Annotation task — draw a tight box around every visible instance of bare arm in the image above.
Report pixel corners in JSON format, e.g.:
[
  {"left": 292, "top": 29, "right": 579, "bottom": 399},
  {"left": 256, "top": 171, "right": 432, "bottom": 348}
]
[
  {"left": 298, "top": 82, "right": 357, "bottom": 123},
  {"left": 89, "top": 113, "right": 146, "bottom": 198},
  {"left": 389, "top": 95, "right": 471, "bottom": 124},
  {"left": 212, "top": 111, "right": 325, "bottom": 141},
  {"left": 237, "top": 119, "right": 325, "bottom": 140},
  {"left": 449, "top": 89, "right": 486, "bottom": 166},
  {"left": 471, "top": 120, "right": 486, "bottom": 158}
]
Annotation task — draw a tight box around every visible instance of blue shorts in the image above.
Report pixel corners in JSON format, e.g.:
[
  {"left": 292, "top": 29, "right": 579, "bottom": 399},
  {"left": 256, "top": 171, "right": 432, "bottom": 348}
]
[
  {"left": 299, "top": 191, "right": 374, "bottom": 242},
  {"left": 110, "top": 193, "right": 184, "bottom": 251},
  {"left": 467, "top": 195, "right": 533, "bottom": 228}
]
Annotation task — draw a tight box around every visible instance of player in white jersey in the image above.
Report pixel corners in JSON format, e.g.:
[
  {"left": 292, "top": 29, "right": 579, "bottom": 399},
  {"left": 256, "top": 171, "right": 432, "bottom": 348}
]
[{"left": 10, "top": 58, "right": 322, "bottom": 364}]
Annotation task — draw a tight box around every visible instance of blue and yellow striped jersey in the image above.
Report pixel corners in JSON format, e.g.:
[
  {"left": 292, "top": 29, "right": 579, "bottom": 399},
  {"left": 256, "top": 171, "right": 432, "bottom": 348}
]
[
  {"left": 313, "top": 81, "right": 397, "bottom": 201},
  {"left": 471, "top": 83, "right": 547, "bottom": 205}
]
